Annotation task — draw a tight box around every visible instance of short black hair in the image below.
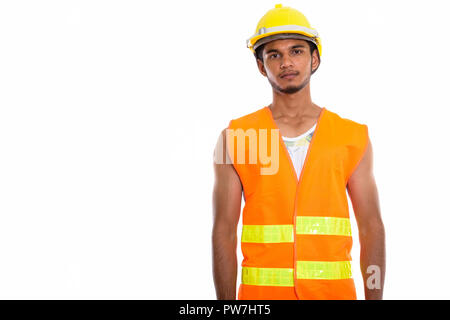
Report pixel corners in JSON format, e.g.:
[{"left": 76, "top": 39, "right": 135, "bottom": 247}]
[{"left": 254, "top": 40, "right": 320, "bottom": 74}]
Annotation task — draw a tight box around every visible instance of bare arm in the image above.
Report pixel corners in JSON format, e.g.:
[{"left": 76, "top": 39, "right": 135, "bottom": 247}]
[
  {"left": 212, "top": 128, "right": 243, "bottom": 300},
  {"left": 347, "top": 136, "right": 385, "bottom": 300}
]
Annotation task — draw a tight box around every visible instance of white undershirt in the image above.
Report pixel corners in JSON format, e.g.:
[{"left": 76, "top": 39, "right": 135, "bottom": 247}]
[{"left": 282, "top": 123, "right": 317, "bottom": 180}]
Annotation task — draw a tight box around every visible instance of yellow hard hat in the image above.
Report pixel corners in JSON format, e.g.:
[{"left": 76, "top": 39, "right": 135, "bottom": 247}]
[{"left": 247, "top": 4, "right": 322, "bottom": 57}]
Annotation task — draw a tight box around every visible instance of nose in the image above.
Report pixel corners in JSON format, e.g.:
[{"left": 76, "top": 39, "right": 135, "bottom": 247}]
[{"left": 280, "top": 55, "right": 293, "bottom": 69}]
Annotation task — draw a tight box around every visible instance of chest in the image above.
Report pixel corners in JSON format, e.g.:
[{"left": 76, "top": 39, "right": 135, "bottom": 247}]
[{"left": 273, "top": 116, "right": 318, "bottom": 138}]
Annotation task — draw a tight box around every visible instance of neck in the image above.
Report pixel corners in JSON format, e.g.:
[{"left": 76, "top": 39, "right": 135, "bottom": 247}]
[{"left": 269, "top": 81, "right": 315, "bottom": 118}]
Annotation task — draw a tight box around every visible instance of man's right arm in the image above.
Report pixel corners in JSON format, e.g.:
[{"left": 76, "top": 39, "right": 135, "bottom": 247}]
[{"left": 212, "top": 128, "right": 243, "bottom": 300}]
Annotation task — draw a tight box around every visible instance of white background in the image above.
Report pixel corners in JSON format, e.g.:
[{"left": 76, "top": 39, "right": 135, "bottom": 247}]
[{"left": 0, "top": 0, "right": 449, "bottom": 299}]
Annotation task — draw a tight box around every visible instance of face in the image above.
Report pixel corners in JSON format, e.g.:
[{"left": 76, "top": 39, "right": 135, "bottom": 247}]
[{"left": 257, "top": 38, "right": 320, "bottom": 94}]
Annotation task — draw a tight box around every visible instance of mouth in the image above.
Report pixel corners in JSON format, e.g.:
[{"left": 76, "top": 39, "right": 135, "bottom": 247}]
[{"left": 280, "top": 72, "right": 298, "bottom": 79}]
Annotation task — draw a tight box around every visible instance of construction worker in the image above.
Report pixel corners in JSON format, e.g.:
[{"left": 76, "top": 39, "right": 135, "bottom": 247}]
[{"left": 212, "top": 4, "right": 385, "bottom": 300}]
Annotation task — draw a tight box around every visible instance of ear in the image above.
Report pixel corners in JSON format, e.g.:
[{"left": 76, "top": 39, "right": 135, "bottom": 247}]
[
  {"left": 311, "top": 49, "right": 320, "bottom": 73},
  {"left": 257, "top": 58, "right": 267, "bottom": 77}
]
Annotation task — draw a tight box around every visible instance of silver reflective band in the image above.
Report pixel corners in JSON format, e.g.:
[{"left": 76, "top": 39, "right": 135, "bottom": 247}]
[
  {"left": 252, "top": 33, "right": 317, "bottom": 52},
  {"left": 247, "top": 24, "right": 319, "bottom": 48}
]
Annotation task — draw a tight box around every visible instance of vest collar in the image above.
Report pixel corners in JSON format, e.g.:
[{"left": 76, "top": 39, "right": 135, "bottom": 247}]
[{"left": 262, "top": 105, "right": 327, "bottom": 185}]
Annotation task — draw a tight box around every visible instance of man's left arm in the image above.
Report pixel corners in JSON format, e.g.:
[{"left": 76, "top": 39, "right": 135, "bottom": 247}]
[{"left": 347, "top": 136, "right": 385, "bottom": 300}]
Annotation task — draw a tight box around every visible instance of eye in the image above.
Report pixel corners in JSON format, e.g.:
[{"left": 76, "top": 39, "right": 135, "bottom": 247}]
[
  {"left": 269, "top": 53, "right": 278, "bottom": 59},
  {"left": 293, "top": 49, "right": 303, "bottom": 54}
]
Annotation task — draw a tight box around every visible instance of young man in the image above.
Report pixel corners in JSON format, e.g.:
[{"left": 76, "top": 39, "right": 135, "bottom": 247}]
[{"left": 212, "top": 4, "right": 385, "bottom": 300}]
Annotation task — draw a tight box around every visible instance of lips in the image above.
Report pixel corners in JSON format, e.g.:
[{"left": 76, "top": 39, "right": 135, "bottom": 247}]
[{"left": 280, "top": 71, "right": 298, "bottom": 78}]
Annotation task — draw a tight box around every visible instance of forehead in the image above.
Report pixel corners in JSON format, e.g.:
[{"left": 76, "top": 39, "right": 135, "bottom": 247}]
[{"left": 263, "top": 38, "right": 309, "bottom": 52}]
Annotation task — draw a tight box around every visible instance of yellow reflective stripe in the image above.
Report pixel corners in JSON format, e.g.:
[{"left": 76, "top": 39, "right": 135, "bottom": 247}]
[
  {"left": 242, "top": 267, "right": 294, "bottom": 287},
  {"left": 296, "top": 261, "right": 352, "bottom": 280},
  {"left": 296, "top": 216, "right": 351, "bottom": 236},
  {"left": 242, "top": 225, "right": 294, "bottom": 243}
]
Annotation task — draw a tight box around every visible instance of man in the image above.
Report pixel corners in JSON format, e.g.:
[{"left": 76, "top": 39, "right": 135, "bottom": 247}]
[{"left": 212, "top": 4, "right": 385, "bottom": 300}]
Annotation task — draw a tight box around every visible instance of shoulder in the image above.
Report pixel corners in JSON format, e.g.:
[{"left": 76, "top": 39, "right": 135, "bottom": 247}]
[
  {"left": 228, "top": 106, "right": 267, "bottom": 130},
  {"left": 324, "top": 108, "right": 368, "bottom": 143},
  {"left": 325, "top": 108, "right": 367, "bottom": 130},
  {"left": 323, "top": 108, "right": 369, "bottom": 162},
  {"left": 216, "top": 107, "right": 265, "bottom": 164}
]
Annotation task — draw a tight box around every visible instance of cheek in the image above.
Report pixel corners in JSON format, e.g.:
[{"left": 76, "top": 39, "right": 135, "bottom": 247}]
[
  {"left": 265, "top": 62, "right": 282, "bottom": 76},
  {"left": 263, "top": 66, "right": 277, "bottom": 78},
  {"left": 267, "top": 69, "right": 277, "bottom": 78}
]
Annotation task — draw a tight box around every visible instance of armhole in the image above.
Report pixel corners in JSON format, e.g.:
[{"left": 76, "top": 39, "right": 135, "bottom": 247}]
[
  {"left": 226, "top": 119, "right": 245, "bottom": 202},
  {"left": 345, "top": 124, "right": 369, "bottom": 186},
  {"left": 225, "top": 119, "right": 234, "bottom": 166}
]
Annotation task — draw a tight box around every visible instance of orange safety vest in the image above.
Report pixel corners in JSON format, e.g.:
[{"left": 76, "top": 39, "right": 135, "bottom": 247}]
[{"left": 226, "top": 106, "right": 369, "bottom": 300}]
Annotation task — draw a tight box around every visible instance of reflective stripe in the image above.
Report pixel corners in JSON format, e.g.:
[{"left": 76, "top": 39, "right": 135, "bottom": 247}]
[
  {"left": 241, "top": 262, "right": 352, "bottom": 286},
  {"left": 296, "top": 216, "right": 351, "bottom": 236},
  {"left": 258, "top": 24, "right": 319, "bottom": 37},
  {"left": 242, "top": 267, "right": 294, "bottom": 287},
  {"left": 247, "top": 24, "right": 319, "bottom": 47},
  {"left": 242, "top": 225, "right": 294, "bottom": 243},
  {"left": 296, "top": 261, "right": 352, "bottom": 280}
]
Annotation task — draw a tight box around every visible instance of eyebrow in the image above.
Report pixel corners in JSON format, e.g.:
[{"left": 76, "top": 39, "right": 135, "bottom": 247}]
[{"left": 265, "top": 44, "right": 307, "bottom": 55}]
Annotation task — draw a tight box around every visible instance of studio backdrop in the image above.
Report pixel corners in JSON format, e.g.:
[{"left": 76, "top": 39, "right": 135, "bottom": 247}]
[{"left": 0, "top": 0, "right": 449, "bottom": 299}]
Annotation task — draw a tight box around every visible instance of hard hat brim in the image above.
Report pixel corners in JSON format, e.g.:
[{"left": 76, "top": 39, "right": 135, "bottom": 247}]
[{"left": 253, "top": 33, "right": 318, "bottom": 52}]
